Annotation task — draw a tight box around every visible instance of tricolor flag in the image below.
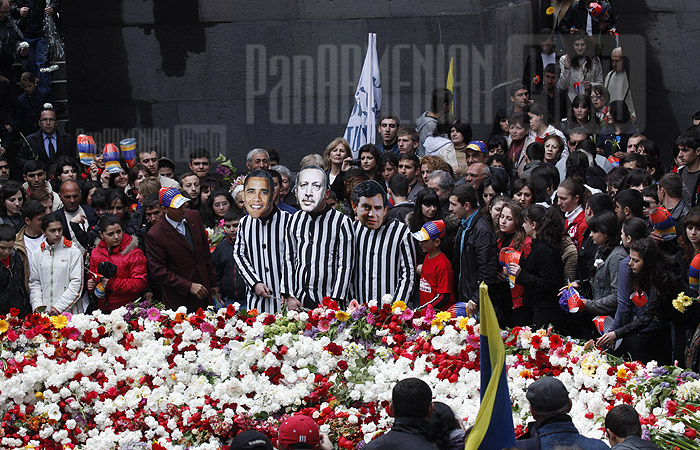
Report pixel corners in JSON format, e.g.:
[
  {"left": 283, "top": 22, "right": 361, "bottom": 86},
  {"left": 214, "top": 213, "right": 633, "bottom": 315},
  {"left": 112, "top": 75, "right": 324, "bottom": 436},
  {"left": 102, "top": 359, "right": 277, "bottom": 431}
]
[
  {"left": 344, "top": 33, "right": 381, "bottom": 158},
  {"left": 464, "top": 283, "right": 516, "bottom": 450},
  {"left": 649, "top": 206, "right": 676, "bottom": 241},
  {"left": 559, "top": 281, "right": 584, "bottom": 312},
  {"left": 446, "top": 57, "right": 455, "bottom": 114},
  {"left": 690, "top": 253, "right": 700, "bottom": 293}
]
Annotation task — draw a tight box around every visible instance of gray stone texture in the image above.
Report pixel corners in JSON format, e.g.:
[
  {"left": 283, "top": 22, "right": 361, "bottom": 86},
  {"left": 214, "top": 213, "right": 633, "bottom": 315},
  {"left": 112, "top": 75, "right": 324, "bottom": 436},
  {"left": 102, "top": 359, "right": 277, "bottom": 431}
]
[{"left": 64, "top": 0, "right": 694, "bottom": 169}]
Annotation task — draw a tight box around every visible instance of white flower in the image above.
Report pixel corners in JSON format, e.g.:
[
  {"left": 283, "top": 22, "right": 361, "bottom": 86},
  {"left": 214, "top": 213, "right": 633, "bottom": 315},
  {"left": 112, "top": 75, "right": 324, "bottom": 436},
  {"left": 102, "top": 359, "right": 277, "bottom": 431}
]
[{"left": 593, "top": 258, "right": 604, "bottom": 269}]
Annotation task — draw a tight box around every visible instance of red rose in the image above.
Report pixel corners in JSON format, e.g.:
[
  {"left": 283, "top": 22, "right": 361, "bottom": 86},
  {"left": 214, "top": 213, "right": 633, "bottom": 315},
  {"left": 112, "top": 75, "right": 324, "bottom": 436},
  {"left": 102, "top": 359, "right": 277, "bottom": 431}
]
[{"left": 337, "top": 360, "right": 349, "bottom": 371}]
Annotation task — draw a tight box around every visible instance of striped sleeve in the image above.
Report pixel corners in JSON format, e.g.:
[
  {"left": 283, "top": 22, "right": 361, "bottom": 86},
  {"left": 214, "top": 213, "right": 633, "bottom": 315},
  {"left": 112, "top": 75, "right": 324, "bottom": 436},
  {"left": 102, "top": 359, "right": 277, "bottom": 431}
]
[
  {"left": 232, "top": 215, "right": 261, "bottom": 289},
  {"left": 329, "top": 211, "right": 354, "bottom": 301},
  {"left": 393, "top": 222, "right": 416, "bottom": 302}
]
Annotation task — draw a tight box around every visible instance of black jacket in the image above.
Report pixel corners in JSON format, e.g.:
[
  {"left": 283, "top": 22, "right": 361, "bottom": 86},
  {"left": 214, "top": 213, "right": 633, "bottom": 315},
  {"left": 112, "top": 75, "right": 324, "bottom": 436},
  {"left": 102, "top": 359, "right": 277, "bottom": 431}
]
[
  {"left": 363, "top": 417, "right": 438, "bottom": 450},
  {"left": 455, "top": 212, "right": 499, "bottom": 304},
  {"left": 13, "top": 0, "right": 60, "bottom": 39},
  {"left": 18, "top": 129, "right": 77, "bottom": 172},
  {"left": 559, "top": 1, "right": 616, "bottom": 35},
  {"left": 56, "top": 205, "right": 100, "bottom": 250},
  {"left": 0, "top": 251, "right": 30, "bottom": 318},
  {"left": 611, "top": 435, "right": 660, "bottom": 450},
  {"left": 211, "top": 237, "right": 246, "bottom": 302},
  {"left": 516, "top": 238, "right": 566, "bottom": 329}
]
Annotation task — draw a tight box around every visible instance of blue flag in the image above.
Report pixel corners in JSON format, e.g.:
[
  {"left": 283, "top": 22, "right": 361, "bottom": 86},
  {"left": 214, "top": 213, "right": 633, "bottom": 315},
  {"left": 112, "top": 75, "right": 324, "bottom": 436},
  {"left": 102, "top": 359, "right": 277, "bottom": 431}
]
[{"left": 464, "top": 282, "right": 516, "bottom": 450}]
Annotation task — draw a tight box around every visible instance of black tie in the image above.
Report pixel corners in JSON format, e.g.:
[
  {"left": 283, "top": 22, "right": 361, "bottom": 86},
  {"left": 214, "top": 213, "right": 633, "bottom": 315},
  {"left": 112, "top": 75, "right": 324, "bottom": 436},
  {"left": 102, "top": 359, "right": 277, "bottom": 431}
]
[{"left": 47, "top": 136, "right": 56, "bottom": 159}]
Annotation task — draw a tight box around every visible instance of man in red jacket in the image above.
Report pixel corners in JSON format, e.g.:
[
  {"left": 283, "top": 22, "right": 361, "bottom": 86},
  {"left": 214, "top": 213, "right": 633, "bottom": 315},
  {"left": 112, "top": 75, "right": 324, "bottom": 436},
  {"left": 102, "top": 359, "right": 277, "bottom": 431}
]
[{"left": 146, "top": 188, "right": 218, "bottom": 312}]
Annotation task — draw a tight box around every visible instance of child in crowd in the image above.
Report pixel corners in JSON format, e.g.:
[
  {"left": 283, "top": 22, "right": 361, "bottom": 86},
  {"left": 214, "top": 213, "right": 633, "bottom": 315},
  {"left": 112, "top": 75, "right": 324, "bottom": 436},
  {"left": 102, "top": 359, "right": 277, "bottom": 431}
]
[
  {"left": 211, "top": 207, "right": 247, "bottom": 307},
  {"left": 0, "top": 224, "right": 31, "bottom": 317},
  {"left": 29, "top": 213, "right": 87, "bottom": 315},
  {"left": 413, "top": 219, "right": 453, "bottom": 310}
]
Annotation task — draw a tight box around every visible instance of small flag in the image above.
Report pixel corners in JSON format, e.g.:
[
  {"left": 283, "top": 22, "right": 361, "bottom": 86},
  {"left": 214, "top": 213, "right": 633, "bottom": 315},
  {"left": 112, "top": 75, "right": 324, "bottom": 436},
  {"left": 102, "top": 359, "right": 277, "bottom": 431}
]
[
  {"left": 119, "top": 138, "right": 137, "bottom": 168},
  {"left": 630, "top": 291, "right": 648, "bottom": 308},
  {"left": 559, "top": 281, "right": 584, "bottom": 312},
  {"left": 446, "top": 57, "right": 455, "bottom": 114},
  {"left": 77, "top": 135, "right": 96, "bottom": 166},
  {"left": 344, "top": 33, "right": 381, "bottom": 158},
  {"left": 103, "top": 143, "right": 122, "bottom": 173},
  {"left": 447, "top": 302, "right": 468, "bottom": 318},
  {"left": 464, "top": 282, "right": 516, "bottom": 450},
  {"left": 498, "top": 248, "right": 521, "bottom": 289}
]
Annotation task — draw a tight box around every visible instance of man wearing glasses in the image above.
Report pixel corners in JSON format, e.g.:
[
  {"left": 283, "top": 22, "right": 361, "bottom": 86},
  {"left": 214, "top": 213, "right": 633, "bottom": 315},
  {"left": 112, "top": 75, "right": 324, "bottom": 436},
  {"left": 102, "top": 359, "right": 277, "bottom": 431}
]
[
  {"left": 282, "top": 165, "right": 354, "bottom": 310},
  {"left": 18, "top": 105, "right": 75, "bottom": 171}
]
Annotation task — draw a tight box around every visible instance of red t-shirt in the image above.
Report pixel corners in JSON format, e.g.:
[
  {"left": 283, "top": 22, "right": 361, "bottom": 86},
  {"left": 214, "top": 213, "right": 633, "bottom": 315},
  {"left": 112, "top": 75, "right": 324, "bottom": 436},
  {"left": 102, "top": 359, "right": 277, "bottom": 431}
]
[{"left": 419, "top": 252, "right": 454, "bottom": 308}]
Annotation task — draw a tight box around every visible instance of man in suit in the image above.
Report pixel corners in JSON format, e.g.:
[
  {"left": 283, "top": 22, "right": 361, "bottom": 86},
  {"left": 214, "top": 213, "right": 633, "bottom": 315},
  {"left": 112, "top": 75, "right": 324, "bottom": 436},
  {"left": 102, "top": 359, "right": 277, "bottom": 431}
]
[
  {"left": 17, "top": 106, "right": 76, "bottom": 171},
  {"left": 146, "top": 187, "right": 218, "bottom": 312}
]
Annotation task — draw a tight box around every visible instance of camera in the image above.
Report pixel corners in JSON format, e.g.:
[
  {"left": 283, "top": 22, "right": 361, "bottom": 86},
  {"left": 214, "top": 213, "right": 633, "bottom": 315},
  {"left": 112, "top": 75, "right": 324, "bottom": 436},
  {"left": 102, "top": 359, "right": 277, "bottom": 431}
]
[
  {"left": 350, "top": 159, "right": 361, "bottom": 167},
  {"left": 97, "top": 261, "right": 118, "bottom": 279}
]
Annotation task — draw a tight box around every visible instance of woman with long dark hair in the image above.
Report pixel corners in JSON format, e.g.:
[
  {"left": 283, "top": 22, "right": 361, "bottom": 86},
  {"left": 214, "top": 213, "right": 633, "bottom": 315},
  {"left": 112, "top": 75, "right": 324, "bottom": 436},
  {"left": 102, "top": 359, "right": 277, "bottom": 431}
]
[
  {"left": 0, "top": 181, "right": 26, "bottom": 232},
  {"left": 596, "top": 100, "right": 641, "bottom": 156},
  {"left": 357, "top": 144, "right": 383, "bottom": 183},
  {"left": 510, "top": 204, "right": 566, "bottom": 330},
  {"left": 557, "top": 31, "right": 603, "bottom": 102},
  {"left": 558, "top": 177, "right": 589, "bottom": 249},
  {"left": 597, "top": 237, "right": 677, "bottom": 364},
  {"left": 560, "top": 94, "right": 599, "bottom": 136}
]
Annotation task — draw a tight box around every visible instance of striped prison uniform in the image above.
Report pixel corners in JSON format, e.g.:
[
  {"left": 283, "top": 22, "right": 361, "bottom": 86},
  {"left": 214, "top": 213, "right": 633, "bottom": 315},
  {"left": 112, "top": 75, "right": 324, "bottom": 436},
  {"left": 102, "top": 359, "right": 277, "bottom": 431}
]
[
  {"left": 233, "top": 207, "right": 290, "bottom": 313},
  {"left": 352, "top": 218, "right": 416, "bottom": 304},
  {"left": 281, "top": 206, "right": 354, "bottom": 308}
]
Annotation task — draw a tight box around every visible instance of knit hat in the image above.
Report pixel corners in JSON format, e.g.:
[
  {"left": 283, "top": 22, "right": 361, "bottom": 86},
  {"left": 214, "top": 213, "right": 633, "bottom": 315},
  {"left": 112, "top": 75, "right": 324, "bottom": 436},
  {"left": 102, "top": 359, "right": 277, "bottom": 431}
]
[{"left": 159, "top": 187, "right": 190, "bottom": 209}]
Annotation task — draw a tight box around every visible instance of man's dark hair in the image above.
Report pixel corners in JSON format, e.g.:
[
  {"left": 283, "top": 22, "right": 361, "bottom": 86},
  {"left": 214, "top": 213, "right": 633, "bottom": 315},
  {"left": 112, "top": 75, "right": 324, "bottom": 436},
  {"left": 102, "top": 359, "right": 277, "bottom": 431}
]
[
  {"left": 21, "top": 200, "right": 45, "bottom": 221},
  {"left": 526, "top": 142, "right": 545, "bottom": 162},
  {"left": 676, "top": 128, "right": 700, "bottom": 152},
  {"left": 267, "top": 148, "right": 280, "bottom": 164},
  {"left": 658, "top": 173, "right": 682, "bottom": 199},
  {"left": 621, "top": 153, "right": 649, "bottom": 171},
  {"left": 388, "top": 174, "right": 409, "bottom": 198},
  {"left": 23, "top": 160, "right": 44, "bottom": 175},
  {"left": 224, "top": 207, "right": 245, "bottom": 222},
  {"left": 41, "top": 212, "right": 62, "bottom": 231},
  {"left": 509, "top": 83, "right": 528, "bottom": 97},
  {"left": 486, "top": 134, "right": 508, "bottom": 151},
  {"left": 575, "top": 139, "right": 597, "bottom": 157},
  {"left": 605, "top": 404, "right": 642, "bottom": 438},
  {"left": 531, "top": 163, "right": 559, "bottom": 190},
  {"left": 351, "top": 180, "right": 388, "bottom": 207},
  {"left": 693, "top": 110, "right": 700, "bottom": 122},
  {"left": 179, "top": 171, "right": 199, "bottom": 184},
  {"left": 641, "top": 184, "right": 659, "bottom": 204},
  {"left": 451, "top": 184, "right": 479, "bottom": 210},
  {"left": 0, "top": 223, "right": 14, "bottom": 242},
  {"left": 379, "top": 114, "right": 400, "bottom": 126},
  {"left": 568, "top": 127, "right": 591, "bottom": 139},
  {"left": 430, "top": 88, "right": 453, "bottom": 114},
  {"left": 189, "top": 148, "right": 211, "bottom": 162},
  {"left": 544, "top": 63, "right": 560, "bottom": 77},
  {"left": 399, "top": 153, "right": 420, "bottom": 171},
  {"left": 616, "top": 189, "right": 644, "bottom": 218},
  {"left": 91, "top": 188, "right": 109, "bottom": 210},
  {"left": 587, "top": 193, "right": 615, "bottom": 215},
  {"left": 392, "top": 378, "right": 432, "bottom": 418},
  {"left": 98, "top": 213, "right": 122, "bottom": 232},
  {"left": 267, "top": 169, "right": 282, "bottom": 186},
  {"left": 244, "top": 170, "right": 274, "bottom": 191},
  {"left": 137, "top": 147, "right": 159, "bottom": 157},
  {"left": 397, "top": 126, "right": 419, "bottom": 143},
  {"left": 142, "top": 194, "right": 160, "bottom": 210}
]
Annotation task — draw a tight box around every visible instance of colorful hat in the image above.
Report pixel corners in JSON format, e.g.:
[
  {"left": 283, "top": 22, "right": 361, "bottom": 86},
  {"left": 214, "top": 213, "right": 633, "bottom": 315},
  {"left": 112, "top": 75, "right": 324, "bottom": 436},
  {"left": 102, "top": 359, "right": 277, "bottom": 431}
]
[
  {"left": 119, "top": 138, "right": 137, "bottom": 168},
  {"left": 77, "top": 135, "right": 96, "bottom": 166},
  {"left": 159, "top": 187, "right": 190, "bottom": 209},
  {"left": 103, "top": 143, "right": 122, "bottom": 173},
  {"left": 649, "top": 206, "right": 676, "bottom": 241},
  {"left": 277, "top": 415, "right": 320, "bottom": 449},
  {"left": 466, "top": 140, "right": 488, "bottom": 154},
  {"left": 412, "top": 220, "right": 447, "bottom": 241}
]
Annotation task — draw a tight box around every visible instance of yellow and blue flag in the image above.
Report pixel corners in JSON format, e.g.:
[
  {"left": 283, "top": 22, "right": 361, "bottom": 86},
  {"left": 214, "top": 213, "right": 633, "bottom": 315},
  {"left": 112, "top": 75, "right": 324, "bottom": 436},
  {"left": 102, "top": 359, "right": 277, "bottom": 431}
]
[
  {"left": 446, "top": 57, "right": 455, "bottom": 114},
  {"left": 464, "top": 282, "right": 516, "bottom": 450}
]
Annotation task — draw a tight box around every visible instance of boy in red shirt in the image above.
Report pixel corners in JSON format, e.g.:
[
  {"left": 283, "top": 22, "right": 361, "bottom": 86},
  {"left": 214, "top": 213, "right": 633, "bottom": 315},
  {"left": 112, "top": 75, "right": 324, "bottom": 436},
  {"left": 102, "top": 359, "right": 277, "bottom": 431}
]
[{"left": 413, "top": 220, "right": 454, "bottom": 310}]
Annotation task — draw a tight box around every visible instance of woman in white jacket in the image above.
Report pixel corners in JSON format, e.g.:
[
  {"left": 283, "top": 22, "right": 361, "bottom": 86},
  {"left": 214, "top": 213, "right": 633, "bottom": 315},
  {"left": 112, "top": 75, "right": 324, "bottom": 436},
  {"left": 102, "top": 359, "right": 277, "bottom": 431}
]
[
  {"left": 29, "top": 213, "right": 87, "bottom": 315},
  {"left": 557, "top": 31, "right": 603, "bottom": 102}
]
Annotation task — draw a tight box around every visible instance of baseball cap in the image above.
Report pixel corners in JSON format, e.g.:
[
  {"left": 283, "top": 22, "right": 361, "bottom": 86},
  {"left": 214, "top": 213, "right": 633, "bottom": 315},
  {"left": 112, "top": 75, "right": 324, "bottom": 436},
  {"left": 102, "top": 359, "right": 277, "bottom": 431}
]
[
  {"left": 159, "top": 187, "right": 190, "bottom": 208},
  {"left": 412, "top": 220, "right": 447, "bottom": 242},
  {"left": 526, "top": 376, "right": 570, "bottom": 413},
  {"left": 466, "top": 140, "right": 488, "bottom": 154},
  {"left": 229, "top": 430, "right": 274, "bottom": 450},
  {"left": 278, "top": 415, "right": 320, "bottom": 449}
]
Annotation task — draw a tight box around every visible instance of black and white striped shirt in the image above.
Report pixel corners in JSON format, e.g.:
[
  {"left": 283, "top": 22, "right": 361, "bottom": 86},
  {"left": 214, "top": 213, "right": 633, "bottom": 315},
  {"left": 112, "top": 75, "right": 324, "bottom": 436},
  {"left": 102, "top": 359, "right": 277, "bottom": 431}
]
[
  {"left": 233, "top": 208, "right": 290, "bottom": 313},
  {"left": 352, "top": 218, "right": 416, "bottom": 304},
  {"left": 282, "top": 206, "right": 354, "bottom": 308}
]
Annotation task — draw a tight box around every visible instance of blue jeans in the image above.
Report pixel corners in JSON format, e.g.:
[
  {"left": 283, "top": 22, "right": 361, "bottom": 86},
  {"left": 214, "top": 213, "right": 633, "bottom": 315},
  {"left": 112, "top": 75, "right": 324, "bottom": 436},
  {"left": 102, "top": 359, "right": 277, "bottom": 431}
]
[{"left": 23, "top": 37, "right": 50, "bottom": 91}]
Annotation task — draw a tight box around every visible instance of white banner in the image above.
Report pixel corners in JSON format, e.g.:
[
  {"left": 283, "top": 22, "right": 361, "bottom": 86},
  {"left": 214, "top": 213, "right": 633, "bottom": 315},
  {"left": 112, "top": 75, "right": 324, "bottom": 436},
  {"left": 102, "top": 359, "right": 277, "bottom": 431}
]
[{"left": 344, "top": 33, "right": 381, "bottom": 158}]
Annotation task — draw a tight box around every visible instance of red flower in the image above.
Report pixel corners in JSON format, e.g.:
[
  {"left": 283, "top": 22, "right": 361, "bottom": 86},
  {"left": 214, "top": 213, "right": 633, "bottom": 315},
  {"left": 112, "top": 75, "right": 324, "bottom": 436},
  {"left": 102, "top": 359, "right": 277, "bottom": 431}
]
[
  {"left": 530, "top": 335, "right": 541, "bottom": 349},
  {"left": 324, "top": 342, "right": 343, "bottom": 356},
  {"left": 9, "top": 308, "right": 19, "bottom": 317},
  {"left": 337, "top": 360, "right": 349, "bottom": 371},
  {"left": 685, "top": 428, "right": 697, "bottom": 439}
]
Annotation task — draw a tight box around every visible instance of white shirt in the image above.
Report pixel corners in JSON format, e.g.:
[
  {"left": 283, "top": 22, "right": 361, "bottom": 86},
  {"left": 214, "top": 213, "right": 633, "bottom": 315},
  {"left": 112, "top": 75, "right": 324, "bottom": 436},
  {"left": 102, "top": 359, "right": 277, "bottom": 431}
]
[
  {"left": 541, "top": 52, "right": 556, "bottom": 69},
  {"left": 24, "top": 233, "right": 45, "bottom": 267},
  {"left": 165, "top": 214, "right": 187, "bottom": 236}
]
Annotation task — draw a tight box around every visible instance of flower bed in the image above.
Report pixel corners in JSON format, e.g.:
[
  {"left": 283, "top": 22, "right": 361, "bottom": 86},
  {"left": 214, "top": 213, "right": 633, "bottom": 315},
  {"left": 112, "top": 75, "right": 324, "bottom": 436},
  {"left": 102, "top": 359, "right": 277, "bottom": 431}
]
[{"left": 0, "top": 298, "right": 698, "bottom": 450}]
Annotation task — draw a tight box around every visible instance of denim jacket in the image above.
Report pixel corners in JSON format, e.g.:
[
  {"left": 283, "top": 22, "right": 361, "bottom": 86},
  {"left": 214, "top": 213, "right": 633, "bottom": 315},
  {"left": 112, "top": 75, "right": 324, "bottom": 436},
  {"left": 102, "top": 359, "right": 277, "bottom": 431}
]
[{"left": 516, "top": 417, "right": 610, "bottom": 450}]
